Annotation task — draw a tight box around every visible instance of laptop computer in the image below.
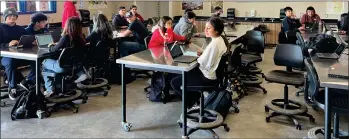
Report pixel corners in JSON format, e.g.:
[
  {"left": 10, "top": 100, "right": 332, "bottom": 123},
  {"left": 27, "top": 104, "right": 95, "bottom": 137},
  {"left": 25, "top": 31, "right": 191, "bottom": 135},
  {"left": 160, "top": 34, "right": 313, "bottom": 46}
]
[
  {"left": 168, "top": 41, "right": 198, "bottom": 63},
  {"left": 35, "top": 34, "right": 54, "bottom": 49},
  {"left": 304, "top": 22, "right": 319, "bottom": 30},
  {"left": 49, "top": 28, "right": 62, "bottom": 43},
  {"left": 13, "top": 35, "right": 35, "bottom": 48},
  {"left": 316, "top": 43, "right": 346, "bottom": 59},
  {"left": 328, "top": 63, "right": 349, "bottom": 79}
]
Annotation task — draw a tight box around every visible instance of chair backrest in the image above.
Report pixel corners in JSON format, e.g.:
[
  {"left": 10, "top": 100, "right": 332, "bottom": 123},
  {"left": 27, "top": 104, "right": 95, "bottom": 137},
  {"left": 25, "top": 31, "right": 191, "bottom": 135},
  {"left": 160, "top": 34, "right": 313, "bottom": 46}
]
[
  {"left": 95, "top": 38, "right": 113, "bottom": 62},
  {"left": 144, "top": 34, "right": 152, "bottom": 48},
  {"left": 245, "top": 31, "right": 265, "bottom": 53},
  {"left": 216, "top": 53, "right": 228, "bottom": 88},
  {"left": 304, "top": 59, "right": 319, "bottom": 99},
  {"left": 274, "top": 44, "right": 304, "bottom": 69},
  {"left": 58, "top": 47, "right": 85, "bottom": 69},
  {"left": 286, "top": 31, "right": 298, "bottom": 44},
  {"left": 296, "top": 32, "right": 305, "bottom": 48},
  {"left": 230, "top": 44, "right": 242, "bottom": 70}
]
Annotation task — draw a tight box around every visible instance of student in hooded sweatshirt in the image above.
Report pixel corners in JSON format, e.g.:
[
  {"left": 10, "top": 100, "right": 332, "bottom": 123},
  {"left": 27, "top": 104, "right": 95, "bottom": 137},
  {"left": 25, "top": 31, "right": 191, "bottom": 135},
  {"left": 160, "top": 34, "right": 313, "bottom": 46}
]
[
  {"left": 174, "top": 11, "right": 199, "bottom": 40},
  {"left": 62, "top": 1, "right": 79, "bottom": 29},
  {"left": 148, "top": 16, "right": 185, "bottom": 49},
  {"left": 0, "top": 8, "right": 31, "bottom": 100}
]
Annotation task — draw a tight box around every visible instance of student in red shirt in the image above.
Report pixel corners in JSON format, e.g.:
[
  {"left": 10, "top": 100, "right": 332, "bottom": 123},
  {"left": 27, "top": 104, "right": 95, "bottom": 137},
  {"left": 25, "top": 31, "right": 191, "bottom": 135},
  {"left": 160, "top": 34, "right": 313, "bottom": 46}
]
[
  {"left": 300, "top": 6, "right": 321, "bottom": 25},
  {"left": 130, "top": 5, "right": 144, "bottom": 23},
  {"left": 62, "top": 1, "right": 79, "bottom": 28},
  {"left": 148, "top": 16, "right": 185, "bottom": 49}
]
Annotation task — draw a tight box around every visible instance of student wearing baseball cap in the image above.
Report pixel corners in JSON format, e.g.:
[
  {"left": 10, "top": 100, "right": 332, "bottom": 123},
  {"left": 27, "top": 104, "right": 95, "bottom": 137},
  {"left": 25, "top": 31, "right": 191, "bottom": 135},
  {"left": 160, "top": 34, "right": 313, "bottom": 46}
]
[{"left": 0, "top": 8, "right": 34, "bottom": 100}]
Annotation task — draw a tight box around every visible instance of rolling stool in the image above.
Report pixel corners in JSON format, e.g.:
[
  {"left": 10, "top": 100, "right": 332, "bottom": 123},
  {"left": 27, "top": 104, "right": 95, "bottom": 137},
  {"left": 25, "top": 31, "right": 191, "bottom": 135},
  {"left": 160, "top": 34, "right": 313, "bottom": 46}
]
[
  {"left": 42, "top": 48, "right": 88, "bottom": 116},
  {"left": 77, "top": 39, "right": 112, "bottom": 96},
  {"left": 240, "top": 54, "right": 267, "bottom": 94},
  {"left": 264, "top": 44, "right": 314, "bottom": 130},
  {"left": 177, "top": 90, "right": 229, "bottom": 139},
  {"left": 303, "top": 59, "right": 348, "bottom": 139},
  {"left": 77, "top": 67, "right": 110, "bottom": 96}
]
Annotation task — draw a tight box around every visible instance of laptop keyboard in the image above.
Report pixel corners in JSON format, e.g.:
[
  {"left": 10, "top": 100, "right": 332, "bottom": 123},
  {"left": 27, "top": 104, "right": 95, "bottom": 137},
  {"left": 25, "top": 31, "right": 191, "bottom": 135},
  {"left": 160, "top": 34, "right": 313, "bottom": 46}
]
[{"left": 317, "top": 53, "right": 337, "bottom": 58}]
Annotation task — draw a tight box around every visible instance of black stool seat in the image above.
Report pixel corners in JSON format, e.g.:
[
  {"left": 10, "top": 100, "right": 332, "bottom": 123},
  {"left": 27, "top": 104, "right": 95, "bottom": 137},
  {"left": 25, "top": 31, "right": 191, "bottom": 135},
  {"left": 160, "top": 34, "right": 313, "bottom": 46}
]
[
  {"left": 314, "top": 89, "right": 349, "bottom": 111},
  {"left": 241, "top": 54, "right": 262, "bottom": 65},
  {"left": 265, "top": 70, "right": 304, "bottom": 86}
]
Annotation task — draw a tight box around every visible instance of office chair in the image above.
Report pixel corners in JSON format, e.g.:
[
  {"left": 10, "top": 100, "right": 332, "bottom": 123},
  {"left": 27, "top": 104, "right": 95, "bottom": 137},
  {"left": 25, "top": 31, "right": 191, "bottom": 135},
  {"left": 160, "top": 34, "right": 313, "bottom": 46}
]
[
  {"left": 303, "top": 59, "right": 349, "bottom": 139},
  {"left": 42, "top": 47, "right": 89, "bottom": 114},
  {"left": 177, "top": 54, "right": 230, "bottom": 139},
  {"left": 240, "top": 30, "right": 267, "bottom": 94},
  {"left": 77, "top": 39, "right": 112, "bottom": 97},
  {"left": 264, "top": 44, "right": 314, "bottom": 130},
  {"left": 131, "top": 34, "right": 153, "bottom": 78},
  {"left": 226, "top": 44, "right": 244, "bottom": 112},
  {"left": 294, "top": 32, "right": 309, "bottom": 97}
]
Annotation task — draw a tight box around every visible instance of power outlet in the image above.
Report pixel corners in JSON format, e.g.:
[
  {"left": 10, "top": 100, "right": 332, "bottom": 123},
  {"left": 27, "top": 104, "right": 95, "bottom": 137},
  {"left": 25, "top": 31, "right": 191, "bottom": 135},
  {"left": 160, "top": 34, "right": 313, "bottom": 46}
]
[{"left": 250, "top": 10, "right": 255, "bottom": 17}]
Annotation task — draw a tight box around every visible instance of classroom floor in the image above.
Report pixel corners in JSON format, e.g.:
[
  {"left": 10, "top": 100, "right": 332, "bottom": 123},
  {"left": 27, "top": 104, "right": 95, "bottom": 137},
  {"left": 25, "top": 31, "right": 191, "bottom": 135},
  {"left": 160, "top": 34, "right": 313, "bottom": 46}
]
[{"left": 1, "top": 48, "right": 348, "bottom": 138}]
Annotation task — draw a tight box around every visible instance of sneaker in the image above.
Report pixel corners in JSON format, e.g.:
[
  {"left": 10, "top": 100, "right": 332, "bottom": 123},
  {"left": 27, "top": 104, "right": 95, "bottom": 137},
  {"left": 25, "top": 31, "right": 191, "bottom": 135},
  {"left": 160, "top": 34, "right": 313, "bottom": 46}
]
[
  {"left": 19, "top": 79, "right": 30, "bottom": 91},
  {"left": 9, "top": 88, "right": 17, "bottom": 100},
  {"left": 44, "top": 91, "right": 54, "bottom": 98},
  {"left": 74, "top": 74, "right": 88, "bottom": 83}
]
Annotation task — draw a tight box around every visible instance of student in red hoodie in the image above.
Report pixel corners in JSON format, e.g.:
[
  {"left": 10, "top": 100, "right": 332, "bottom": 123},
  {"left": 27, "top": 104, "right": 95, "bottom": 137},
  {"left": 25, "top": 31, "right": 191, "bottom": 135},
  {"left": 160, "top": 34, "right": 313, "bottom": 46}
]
[
  {"left": 148, "top": 16, "right": 185, "bottom": 49},
  {"left": 62, "top": 1, "right": 79, "bottom": 28}
]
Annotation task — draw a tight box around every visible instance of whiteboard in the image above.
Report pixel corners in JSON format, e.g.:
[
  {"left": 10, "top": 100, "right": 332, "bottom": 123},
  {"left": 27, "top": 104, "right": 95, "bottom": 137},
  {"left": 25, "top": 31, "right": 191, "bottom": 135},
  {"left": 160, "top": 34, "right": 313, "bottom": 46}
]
[{"left": 326, "top": 1, "right": 348, "bottom": 15}]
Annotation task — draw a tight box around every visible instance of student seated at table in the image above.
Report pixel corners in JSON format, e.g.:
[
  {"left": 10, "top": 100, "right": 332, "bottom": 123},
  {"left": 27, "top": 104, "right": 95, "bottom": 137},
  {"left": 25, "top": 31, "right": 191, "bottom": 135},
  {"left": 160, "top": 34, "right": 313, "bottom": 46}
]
[
  {"left": 117, "top": 11, "right": 150, "bottom": 57},
  {"left": 212, "top": 6, "right": 223, "bottom": 18},
  {"left": 86, "top": 14, "right": 113, "bottom": 49},
  {"left": 42, "top": 17, "right": 87, "bottom": 98},
  {"left": 112, "top": 6, "right": 129, "bottom": 30},
  {"left": 0, "top": 8, "right": 33, "bottom": 100},
  {"left": 300, "top": 6, "right": 321, "bottom": 26},
  {"left": 171, "top": 17, "right": 227, "bottom": 108},
  {"left": 282, "top": 6, "right": 302, "bottom": 32},
  {"left": 25, "top": 12, "right": 49, "bottom": 35},
  {"left": 148, "top": 16, "right": 185, "bottom": 49},
  {"left": 130, "top": 5, "right": 144, "bottom": 23},
  {"left": 174, "top": 11, "right": 199, "bottom": 40}
]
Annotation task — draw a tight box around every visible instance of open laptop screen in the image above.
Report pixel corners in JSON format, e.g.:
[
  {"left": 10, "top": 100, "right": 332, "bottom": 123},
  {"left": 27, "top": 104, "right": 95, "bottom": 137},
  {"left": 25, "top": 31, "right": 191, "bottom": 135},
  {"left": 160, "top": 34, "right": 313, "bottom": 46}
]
[{"left": 36, "top": 34, "right": 53, "bottom": 46}]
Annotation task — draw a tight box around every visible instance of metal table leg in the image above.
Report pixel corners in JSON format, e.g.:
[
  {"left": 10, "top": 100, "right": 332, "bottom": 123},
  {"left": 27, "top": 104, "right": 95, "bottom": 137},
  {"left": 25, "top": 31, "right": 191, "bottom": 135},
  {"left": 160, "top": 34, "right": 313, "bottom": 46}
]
[
  {"left": 333, "top": 113, "right": 339, "bottom": 138},
  {"left": 121, "top": 64, "right": 131, "bottom": 132},
  {"left": 182, "top": 71, "right": 188, "bottom": 138},
  {"left": 35, "top": 58, "right": 45, "bottom": 119},
  {"left": 325, "top": 87, "right": 332, "bottom": 139}
]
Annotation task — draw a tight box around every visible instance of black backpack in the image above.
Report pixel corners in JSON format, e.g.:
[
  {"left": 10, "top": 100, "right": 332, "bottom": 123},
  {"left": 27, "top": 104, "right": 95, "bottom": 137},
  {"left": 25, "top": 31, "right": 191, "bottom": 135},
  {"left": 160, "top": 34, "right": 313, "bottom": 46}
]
[
  {"left": 306, "top": 34, "right": 339, "bottom": 53},
  {"left": 204, "top": 89, "right": 233, "bottom": 119},
  {"left": 11, "top": 89, "right": 44, "bottom": 120},
  {"left": 146, "top": 72, "right": 170, "bottom": 104}
]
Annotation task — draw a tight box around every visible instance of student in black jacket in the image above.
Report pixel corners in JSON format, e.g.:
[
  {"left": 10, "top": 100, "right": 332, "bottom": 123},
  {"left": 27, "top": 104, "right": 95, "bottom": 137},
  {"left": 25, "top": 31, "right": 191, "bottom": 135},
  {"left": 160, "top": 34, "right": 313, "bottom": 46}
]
[
  {"left": 112, "top": 6, "right": 128, "bottom": 30},
  {"left": 86, "top": 14, "right": 113, "bottom": 63},
  {"left": 282, "top": 7, "right": 302, "bottom": 32},
  {"left": 42, "top": 17, "right": 87, "bottom": 98},
  {"left": 0, "top": 8, "right": 31, "bottom": 100},
  {"left": 25, "top": 12, "right": 49, "bottom": 35}
]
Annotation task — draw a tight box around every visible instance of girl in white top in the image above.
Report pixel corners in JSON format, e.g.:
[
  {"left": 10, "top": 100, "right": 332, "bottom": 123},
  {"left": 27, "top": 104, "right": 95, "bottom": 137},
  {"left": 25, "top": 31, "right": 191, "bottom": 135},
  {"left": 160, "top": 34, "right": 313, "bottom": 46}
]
[{"left": 170, "top": 17, "right": 227, "bottom": 108}]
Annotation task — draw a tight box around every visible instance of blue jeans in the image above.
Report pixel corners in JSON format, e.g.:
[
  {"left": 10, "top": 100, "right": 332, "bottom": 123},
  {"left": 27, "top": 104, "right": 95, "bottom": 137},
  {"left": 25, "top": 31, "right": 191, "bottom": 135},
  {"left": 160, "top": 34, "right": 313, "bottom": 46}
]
[
  {"left": 118, "top": 41, "right": 146, "bottom": 57},
  {"left": 42, "top": 59, "right": 64, "bottom": 92},
  {"left": 1, "top": 57, "right": 36, "bottom": 88}
]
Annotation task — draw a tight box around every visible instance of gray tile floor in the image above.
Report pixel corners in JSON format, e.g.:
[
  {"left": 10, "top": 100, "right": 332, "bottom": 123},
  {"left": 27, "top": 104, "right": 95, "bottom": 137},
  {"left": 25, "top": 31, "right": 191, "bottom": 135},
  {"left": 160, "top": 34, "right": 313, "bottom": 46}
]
[{"left": 1, "top": 48, "right": 348, "bottom": 138}]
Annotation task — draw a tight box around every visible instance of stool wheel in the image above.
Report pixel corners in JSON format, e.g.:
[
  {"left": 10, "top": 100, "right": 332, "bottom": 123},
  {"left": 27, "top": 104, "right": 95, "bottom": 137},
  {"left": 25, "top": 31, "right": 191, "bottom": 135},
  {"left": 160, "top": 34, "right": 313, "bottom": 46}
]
[
  {"left": 263, "top": 89, "right": 267, "bottom": 94},
  {"left": 309, "top": 117, "right": 315, "bottom": 123},
  {"left": 266, "top": 117, "right": 270, "bottom": 123},
  {"left": 265, "top": 106, "right": 269, "bottom": 112},
  {"left": 107, "top": 85, "right": 111, "bottom": 90},
  {"left": 73, "top": 107, "right": 79, "bottom": 113},
  {"left": 103, "top": 91, "right": 108, "bottom": 97},
  {"left": 234, "top": 108, "right": 239, "bottom": 113},
  {"left": 296, "top": 124, "right": 302, "bottom": 130},
  {"left": 224, "top": 125, "right": 230, "bottom": 132},
  {"left": 122, "top": 122, "right": 132, "bottom": 132}
]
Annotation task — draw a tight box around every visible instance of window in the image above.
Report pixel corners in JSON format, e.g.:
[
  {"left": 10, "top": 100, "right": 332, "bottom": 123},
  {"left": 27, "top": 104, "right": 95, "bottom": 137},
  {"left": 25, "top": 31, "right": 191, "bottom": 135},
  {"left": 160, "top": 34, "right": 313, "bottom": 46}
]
[{"left": 1, "top": 1, "right": 56, "bottom": 14}]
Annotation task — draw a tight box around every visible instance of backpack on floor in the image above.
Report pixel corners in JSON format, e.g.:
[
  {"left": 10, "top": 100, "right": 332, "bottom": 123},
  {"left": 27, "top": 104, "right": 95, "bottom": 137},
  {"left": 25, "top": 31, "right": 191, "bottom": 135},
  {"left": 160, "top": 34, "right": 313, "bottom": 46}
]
[
  {"left": 145, "top": 72, "right": 170, "bottom": 104},
  {"left": 204, "top": 89, "right": 233, "bottom": 119},
  {"left": 11, "top": 89, "right": 44, "bottom": 120},
  {"left": 306, "top": 34, "right": 339, "bottom": 53}
]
